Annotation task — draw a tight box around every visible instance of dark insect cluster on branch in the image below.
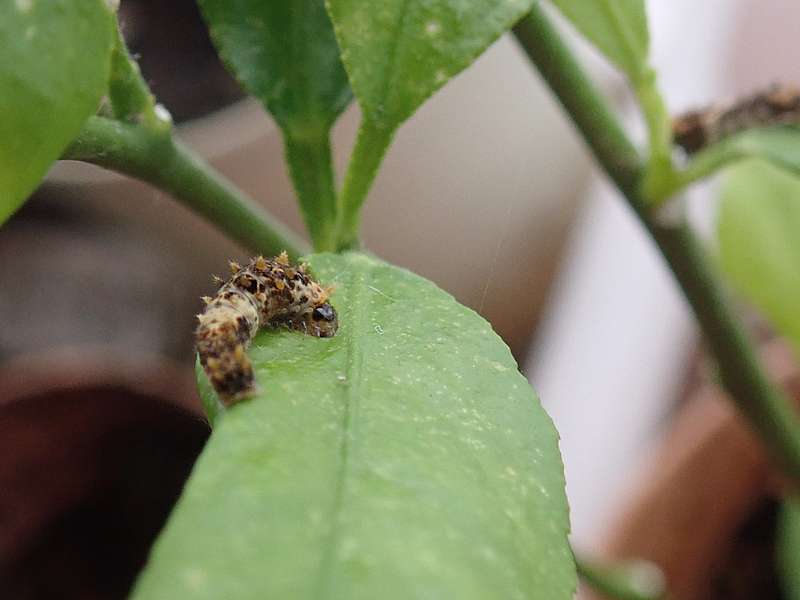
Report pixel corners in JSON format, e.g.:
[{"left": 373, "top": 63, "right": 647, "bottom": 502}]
[{"left": 672, "top": 83, "right": 800, "bottom": 154}]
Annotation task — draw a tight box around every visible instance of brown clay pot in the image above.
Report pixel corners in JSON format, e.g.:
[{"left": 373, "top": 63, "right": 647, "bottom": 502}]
[
  {"left": 0, "top": 353, "right": 209, "bottom": 600},
  {"left": 585, "top": 341, "right": 800, "bottom": 600}
]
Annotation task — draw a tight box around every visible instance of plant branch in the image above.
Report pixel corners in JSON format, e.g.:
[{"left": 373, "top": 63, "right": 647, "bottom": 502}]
[
  {"left": 108, "top": 19, "right": 170, "bottom": 132},
  {"left": 334, "top": 117, "right": 395, "bottom": 251},
  {"left": 513, "top": 5, "right": 800, "bottom": 479},
  {"left": 63, "top": 116, "right": 307, "bottom": 259},
  {"left": 674, "top": 138, "right": 752, "bottom": 189},
  {"left": 284, "top": 126, "right": 338, "bottom": 252}
]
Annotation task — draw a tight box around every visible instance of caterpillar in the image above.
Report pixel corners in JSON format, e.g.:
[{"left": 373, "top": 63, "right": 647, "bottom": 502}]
[
  {"left": 672, "top": 83, "right": 800, "bottom": 154},
  {"left": 195, "top": 252, "right": 338, "bottom": 405}
]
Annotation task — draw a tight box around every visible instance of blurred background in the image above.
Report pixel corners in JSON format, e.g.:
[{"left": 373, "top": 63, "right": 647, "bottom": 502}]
[{"left": 1, "top": 1, "right": 798, "bottom": 598}]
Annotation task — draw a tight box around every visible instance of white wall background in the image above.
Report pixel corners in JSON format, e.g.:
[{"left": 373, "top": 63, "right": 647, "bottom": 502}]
[{"left": 525, "top": 0, "right": 800, "bottom": 553}]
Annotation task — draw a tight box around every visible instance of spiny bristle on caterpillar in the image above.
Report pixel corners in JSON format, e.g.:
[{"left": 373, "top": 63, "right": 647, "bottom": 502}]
[
  {"left": 673, "top": 83, "right": 800, "bottom": 154},
  {"left": 195, "top": 254, "right": 338, "bottom": 406}
]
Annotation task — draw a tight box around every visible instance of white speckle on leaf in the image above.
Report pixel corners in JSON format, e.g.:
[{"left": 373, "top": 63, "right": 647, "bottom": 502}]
[
  {"left": 338, "top": 536, "right": 359, "bottom": 560},
  {"left": 154, "top": 103, "right": 173, "bottom": 126},
  {"left": 434, "top": 69, "right": 448, "bottom": 84},
  {"left": 15, "top": 0, "right": 32, "bottom": 12},
  {"left": 424, "top": 20, "right": 441, "bottom": 36},
  {"left": 182, "top": 567, "right": 207, "bottom": 590}
]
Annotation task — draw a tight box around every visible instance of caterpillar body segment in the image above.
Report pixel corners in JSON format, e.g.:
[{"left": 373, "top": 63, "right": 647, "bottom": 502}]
[
  {"left": 195, "top": 253, "right": 338, "bottom": 405},
  {"left": 673, "top": 84, "right": 800, "bottom": 154}
]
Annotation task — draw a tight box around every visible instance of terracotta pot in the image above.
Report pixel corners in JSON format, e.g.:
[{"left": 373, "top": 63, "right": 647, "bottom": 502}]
[
  {"left": 0, "top": 353, "right": 209, "bottom": 599},
  {"left": 585, "top": 341, "right": 800, "bottom": 599}
]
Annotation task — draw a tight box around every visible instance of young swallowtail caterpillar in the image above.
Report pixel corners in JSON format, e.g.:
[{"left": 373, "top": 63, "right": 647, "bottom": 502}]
[
  {"left": 673, "top": 84, "right": 800, "bottom": 154},
  {"left": 195, "top": 252, "right": 338, "bottom": 405}
]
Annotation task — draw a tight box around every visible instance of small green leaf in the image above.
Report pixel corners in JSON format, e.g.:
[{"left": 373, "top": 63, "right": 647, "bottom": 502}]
[
  {"left": 327, "top": 0, "right": 535, "bottom": 129},
  {"left": 132, "top": 252, "right": 575, "bottom": 599},
  {"left": 326, "top": 0, "right": 538, "bottom": 250},
  {"left": 778, "top": 497, "right": 800, "bottom": 600},
  {"left": 0, "top": 0, "right": 114, "bottom": 225},
  {"left": 549, "top": 0, "right": 649, "bottom": 83},
  {"left": 718, "top": 160, "right": 800, "bottom": 354},
  {"left": 198, "top": 0, "right": 353, "bottom": 251}
]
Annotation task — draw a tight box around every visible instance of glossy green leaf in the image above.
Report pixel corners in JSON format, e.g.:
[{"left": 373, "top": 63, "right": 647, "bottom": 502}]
[
  {"left": 549, "top": 0, "right": 649, "bottom": 82},
  {"left": 778, "top": 497, "right": 800, "bottom": 600},
  {"left": 327, "top": 0, "right": 535, "bottom": 129},
  {"left": 326, "top": 0, "right": 538, "bottom": 249},
  {"left": 199, "top": 0, "right": 352, "bottom": 251},
  {"left": 0, "top": 0, "right": 114, "bottom": 225},
  {"left": 132, "top": 252, "right": 575, "bottom": 599},
  {"left": 718, "top": 160, "right": 800, "bottom": 354}
]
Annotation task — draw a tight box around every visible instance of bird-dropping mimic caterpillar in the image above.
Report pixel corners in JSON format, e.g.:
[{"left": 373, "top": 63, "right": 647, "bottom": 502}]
[
  {"left": 195, "top": 252, "right": 338, "bottom": 405},
  {"left": 672, "top": 84, "right": 800, "bottom": 154}
]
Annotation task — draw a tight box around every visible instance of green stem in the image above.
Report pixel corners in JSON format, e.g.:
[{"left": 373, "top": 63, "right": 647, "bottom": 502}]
[
  {"left": 284, "top": 126, "right": 338, "bottom": 252},
  {"left": 635, "top": 70, "right": 677, "bottom": 203},
  {"left": 577, "top": 557, "right": 665, "bottom": 600},
  {"left": 513, "top": 5, "right": 800, "bottom": 479},
  {"left": 673, "top": 138, "right": 751, "bottom": 189},
  {"left": 512, "top": 13, "right": 641, "bottom": 197},
  {"left": 334, "top": 117, "right": 395, "bottom": 251},
  {"left": 63, "top": 116, "right": 307, "bottom": 259},
  {"left": 108, "top": 19, "right": 170, "bottom": 132}
]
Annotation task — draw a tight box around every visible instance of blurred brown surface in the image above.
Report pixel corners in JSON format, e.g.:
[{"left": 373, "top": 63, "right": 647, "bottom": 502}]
[
  {"left": 0, "top": 358, "right": 208, "bottom": 599},
  {"left": 118, "top": 0, "right": 243, "bottom": 122},
  {"left": 586, "top": 341, "right": 800, "bottom": 600}
]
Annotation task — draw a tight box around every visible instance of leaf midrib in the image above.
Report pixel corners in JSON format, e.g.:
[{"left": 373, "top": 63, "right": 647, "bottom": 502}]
[{"left": 312, "top": 258, "right": 370, "bottom": 597}]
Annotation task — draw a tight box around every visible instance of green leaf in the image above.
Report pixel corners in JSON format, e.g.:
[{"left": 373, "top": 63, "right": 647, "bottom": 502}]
[
  {"left": 0, "top": 0, "right": 114, "bottom": 225},
  {"left": 326, "top": 0, "right": 538, "bottom": 250},
  {"left": 778, "top": 497, "right": 800, "bottom": 600},
  {"left": 132, "top": 252, "right": 575, "bottom": 599},
  {"left": 718, "top": 160, "right": 800, "bottom": 354},
  {"left": 199, "top": 0, "right": 352, "bottom": 251},
  {"left": 327, "top": 0, "right": 534, "bottom": 129},
  {"left": 549, "top": 0, "right": 649, "bottom": 83}
]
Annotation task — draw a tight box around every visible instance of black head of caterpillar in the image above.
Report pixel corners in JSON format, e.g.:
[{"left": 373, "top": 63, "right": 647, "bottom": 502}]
[{"left": 195, "top": 252, "right": 338, "bottom": 405}]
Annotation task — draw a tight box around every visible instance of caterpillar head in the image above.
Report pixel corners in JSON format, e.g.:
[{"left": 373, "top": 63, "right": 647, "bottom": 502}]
[{"left": 302, "top": 301, "right": 338, "bottom": 337}]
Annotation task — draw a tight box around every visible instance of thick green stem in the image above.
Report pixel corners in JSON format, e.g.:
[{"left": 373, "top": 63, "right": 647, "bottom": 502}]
[
  {"left": 334, "top": 118, "right": 395, "bottom": 251},
  {"left": 513, "top": 5, "right": 800, "bottom": 479},
  {"left": 284, "top": 126, "right": 338, "bottom": 252},
  {"left": 63, "top": 116, "right": 307, "bottom": 259},
  {"left": 512, "top": 12, "right": 641, "bottom": 196}
]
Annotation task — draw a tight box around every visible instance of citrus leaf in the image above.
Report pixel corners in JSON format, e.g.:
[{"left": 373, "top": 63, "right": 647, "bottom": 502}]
[
  {"left": 326, "top": 0, "right": 536, "bottom": 130},
  {"left": 718, "top": 160, "right": 800, "bottom": 354},
  {"left": 0, "top": 0, "right": 114, "bottom": 225},
  {"left": 778, "top": 497, "right": 800, "bottom": 600},
  {"left": 198, "top": 0, "right": 352, "bottom": 250},
  {"left": 132, "top": 252, "right": 575, "bottom": 599},
  {"left": 549, "top": 0, "right": 649, "bottom": 82},
  {"left": 326, "top": 0, "right": 538, "bottom": 249}
]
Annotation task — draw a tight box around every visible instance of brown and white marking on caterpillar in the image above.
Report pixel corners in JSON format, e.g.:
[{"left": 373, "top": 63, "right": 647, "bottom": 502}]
[
  {"left": 672, "top": 83, "right": 800, "bottom": 154},
  {"left": 195, "top": 252, "right": 338, "bottom": 405}
]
